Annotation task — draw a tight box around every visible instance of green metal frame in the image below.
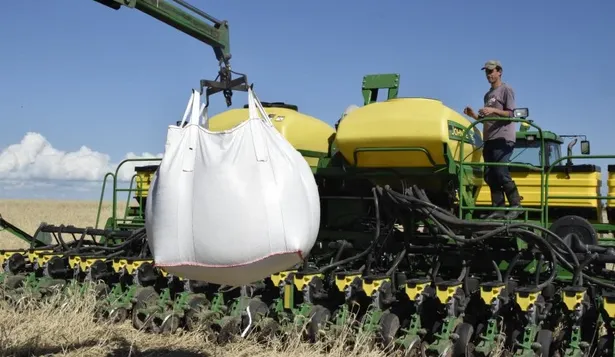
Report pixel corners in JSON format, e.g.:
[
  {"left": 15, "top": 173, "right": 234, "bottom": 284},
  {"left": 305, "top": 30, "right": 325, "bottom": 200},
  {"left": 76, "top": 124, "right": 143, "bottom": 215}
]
[
  {"left": 296, "top": 149, "right": 329, "bottom": 174},
  {"left": 458, "top": 117, "right": 546, "bottom": 221},
  {"left": 95, "top": 158, "right": 162, "bottom": 230},
  {"left": 362, "top": 74, "right": 400, "bottom": 105},
  {"left": 458, "top": 117, "right": 615, "bottom": 235}
]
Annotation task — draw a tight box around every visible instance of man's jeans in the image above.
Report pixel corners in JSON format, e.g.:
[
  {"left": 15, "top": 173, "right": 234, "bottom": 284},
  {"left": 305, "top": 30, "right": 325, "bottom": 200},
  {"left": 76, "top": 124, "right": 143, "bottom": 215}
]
[{"left": 482, "top": 138, "right": 520, "bottom": 207}]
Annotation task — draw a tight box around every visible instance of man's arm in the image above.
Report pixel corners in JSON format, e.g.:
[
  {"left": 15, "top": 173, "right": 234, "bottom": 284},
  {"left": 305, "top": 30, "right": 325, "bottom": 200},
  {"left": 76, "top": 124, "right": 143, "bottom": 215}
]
[{"left": 464, "top": 106, "right": 479, "bottom": 120}]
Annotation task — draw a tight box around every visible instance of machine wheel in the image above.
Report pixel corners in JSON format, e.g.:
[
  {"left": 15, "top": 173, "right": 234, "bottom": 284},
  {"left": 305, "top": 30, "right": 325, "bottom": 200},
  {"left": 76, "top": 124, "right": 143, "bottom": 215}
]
[
  {"left": 244, "top": 299, "right": 269, "bottom": 326},
  {"left": 4, "top": 274, "right": 25, "bottom": 290},
  {"left": 184, "top": 294, "right": 210, "bottom": 331},
  {"left": 306, "top": 305, "right": 331, "bottom": 343},
  {"left": 5, "top": 254, "right": 26, "bottom": 275},
  {"left": 244, "top": 299, "right": 276, "bottom": 341},
  {"left": 93, "top": 282, "right": 109, "bottom": 299},
  {"left": 594, "top": 335, "right": 611, "bottom": 357},
  {"left": 548, "top": 215, "right": 598, "bottom": 249},
  {"left": 131, "top": 286, "right": 158, "bottom": 331},
  {"left": 379, "top": 311, "right": 401, "bottom": 350},
  {"left": 452, "top": 322, "right": 474, "bottom": 357},
  {"left": 108, "top": 307, "right": 128, "bottom": 323},
  {"left": 160, "top": 313, "right": 181, "bottom": 335},
  {"left": 536, "top": 329, "right": 552, "bottom": 357},
  {"left": 216, "top": 315, "right": 242, "bottom": 344},
  {"left": 2, "top": 274, "right": 26, "bottom": 304},
  {"left": 402, "top": 338, "right": 426, "bottom": 357},
  {"left": 256, "top": 317, "right": 281, "bottom": 343}
]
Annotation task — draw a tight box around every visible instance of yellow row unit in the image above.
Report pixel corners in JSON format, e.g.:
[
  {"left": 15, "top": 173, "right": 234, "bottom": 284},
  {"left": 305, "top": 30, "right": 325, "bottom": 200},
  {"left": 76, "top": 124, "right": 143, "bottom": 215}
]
[{"left": 134, "top": 165, "right": 159, "bottom": 198}]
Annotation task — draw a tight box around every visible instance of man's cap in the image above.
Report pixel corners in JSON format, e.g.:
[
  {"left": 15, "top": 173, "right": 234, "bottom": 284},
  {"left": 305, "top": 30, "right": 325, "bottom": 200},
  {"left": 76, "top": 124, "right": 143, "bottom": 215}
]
[{"left": 481, "top": 60, "right": 502, "bottom": 70}]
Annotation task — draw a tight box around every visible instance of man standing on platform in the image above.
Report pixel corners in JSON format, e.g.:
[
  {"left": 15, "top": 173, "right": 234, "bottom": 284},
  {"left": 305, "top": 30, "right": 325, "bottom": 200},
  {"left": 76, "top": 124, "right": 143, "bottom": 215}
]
[{"left": 464, "top": 60, "right": 522, "bottom": 220}]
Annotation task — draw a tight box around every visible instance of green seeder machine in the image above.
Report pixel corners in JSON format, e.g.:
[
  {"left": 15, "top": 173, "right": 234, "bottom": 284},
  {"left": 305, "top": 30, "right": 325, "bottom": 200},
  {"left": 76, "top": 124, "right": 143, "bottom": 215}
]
[
  {"left": 3, "top": 1, "right": 615, "bottom": 357},
  {"left": 4, "top": 73, "right": 615, "bottom": 357}
]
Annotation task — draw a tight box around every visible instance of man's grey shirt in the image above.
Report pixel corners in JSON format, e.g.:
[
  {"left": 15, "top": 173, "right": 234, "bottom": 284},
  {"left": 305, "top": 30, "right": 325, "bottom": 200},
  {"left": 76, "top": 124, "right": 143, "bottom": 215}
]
[{"left": 481, "top": 83, "right": 516, "bottom": 142}]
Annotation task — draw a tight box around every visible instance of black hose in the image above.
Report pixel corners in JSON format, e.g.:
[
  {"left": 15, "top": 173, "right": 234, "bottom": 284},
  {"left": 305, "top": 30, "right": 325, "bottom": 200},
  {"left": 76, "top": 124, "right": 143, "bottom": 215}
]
[
  {"left": 503, "top": 252, "right": 522, "bottom": 282},
  {"left": 574, "top": 253, "right": 598, "bottom": 286},
  {"left": 535, "top": 254, "right": 544, "bottom": 286},
  {"left": 386, "top": 249, "right": 407, "bottom": 276},
  {"left": 381, "top": 184, "right": 615, "bottom": 290},
  {"left": 377, "top": 185, "right": 561, "bottom": 290},
  {"left": 316, "top": 187, "right": 383, "bottom": 273},
  {"left": 430, "top": 259, "right": 441, "bottom": 283},
  {"left": 492, "top": 260, "right": 503, "bottom": 282},
  {"left": 512, "top": 229, "right": 558, "bottom": 290},
  {"left": 384, "top": 185, "right": 582, "bottom": 269}
]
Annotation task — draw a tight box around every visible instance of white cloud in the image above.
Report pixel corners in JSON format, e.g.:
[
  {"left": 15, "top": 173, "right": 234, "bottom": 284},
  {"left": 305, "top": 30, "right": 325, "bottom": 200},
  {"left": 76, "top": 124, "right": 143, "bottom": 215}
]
[{"left": 0, "top": 132, "right": 162, "bottom": 186}]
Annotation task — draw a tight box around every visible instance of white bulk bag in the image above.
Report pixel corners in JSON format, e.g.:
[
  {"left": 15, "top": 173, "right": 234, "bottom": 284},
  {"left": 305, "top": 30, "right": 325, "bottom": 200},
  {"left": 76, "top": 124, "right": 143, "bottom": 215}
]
[{"left": 145, "top": 87, "right": 320, "bottom": 286}]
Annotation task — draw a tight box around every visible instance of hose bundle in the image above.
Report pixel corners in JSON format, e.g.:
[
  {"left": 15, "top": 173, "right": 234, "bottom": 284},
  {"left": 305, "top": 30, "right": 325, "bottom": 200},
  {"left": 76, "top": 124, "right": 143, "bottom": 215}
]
[
  {"left": 375, "top": 184, "right": 615, "bottom": 290},
  {"left": 34, "top": 225, "right": 150, "bottom": 259}
]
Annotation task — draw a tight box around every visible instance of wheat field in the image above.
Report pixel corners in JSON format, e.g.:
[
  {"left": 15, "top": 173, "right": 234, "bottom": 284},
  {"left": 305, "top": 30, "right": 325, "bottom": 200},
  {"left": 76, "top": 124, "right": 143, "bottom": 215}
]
[{"left": 0, "top": 200, "right": 389, "bottom": 357}]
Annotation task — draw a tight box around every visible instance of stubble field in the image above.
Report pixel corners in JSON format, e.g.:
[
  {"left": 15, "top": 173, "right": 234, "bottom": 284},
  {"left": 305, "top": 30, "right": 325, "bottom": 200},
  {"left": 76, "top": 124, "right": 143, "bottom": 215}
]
[{"left": 0, "top": 200, "right": 387, "bottom": 357}]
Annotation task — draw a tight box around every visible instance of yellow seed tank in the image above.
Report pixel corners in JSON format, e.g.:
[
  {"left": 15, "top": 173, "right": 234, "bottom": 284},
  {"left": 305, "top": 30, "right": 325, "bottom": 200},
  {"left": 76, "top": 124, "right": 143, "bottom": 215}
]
[
  {"left": 207, "top": 103, "right": 335, "bottom": 168},
  {"left": 334, "top": 97, "right": 483, "bottom": 169}
]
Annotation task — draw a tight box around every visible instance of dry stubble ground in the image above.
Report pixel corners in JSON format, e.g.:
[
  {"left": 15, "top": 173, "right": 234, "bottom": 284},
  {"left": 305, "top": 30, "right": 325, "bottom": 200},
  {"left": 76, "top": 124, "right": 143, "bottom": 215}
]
[{"left": 0, "top": 200, "right": 389, "bottom": 357}]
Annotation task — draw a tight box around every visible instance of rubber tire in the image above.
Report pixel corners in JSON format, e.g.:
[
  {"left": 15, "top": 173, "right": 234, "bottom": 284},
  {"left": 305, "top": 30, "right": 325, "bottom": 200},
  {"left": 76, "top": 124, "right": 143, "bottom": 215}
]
[
  {"left": 109, "top": 307, "right": 128, "bottom": 324},
  {"left": 452, "top": 322, "right": 474, "bottom": 357},
  {"left": 379, "top": 312, "right": 401, "bottom": 350},
  {"left": 246, "top": 299, "right": 270, "bottom": 324},
  {"left": 131, "top": 286, "right": 158, "bottom": 331},
  {"left": 4, "top": 274, "right": 25, "bottom": 290},
  {"left": 594, "top": 336, "right": 610, "bottom": 357},
  {"left": 93, "top": 282, "right": 109, "bottom": 300},
  {"left": 184, "top": 294, "right": 209, "bottom": 331},
  {"left": 306, "top": 305, "right": 331, "bottom": 343},
  {"left": 536, "top": 329, "right": 552, "bottom": 357},
  {"left": 243, "top": 299, "right": 272, "bottom": 340},
  {"left": 216, "top": 316, "right": 242, "bottom": 344},
  {"left": 160, "top": 314, "right": 181, "bottom": 335},
  {"left": 548, "top": 215, "right": 598, "bottom": 248}
]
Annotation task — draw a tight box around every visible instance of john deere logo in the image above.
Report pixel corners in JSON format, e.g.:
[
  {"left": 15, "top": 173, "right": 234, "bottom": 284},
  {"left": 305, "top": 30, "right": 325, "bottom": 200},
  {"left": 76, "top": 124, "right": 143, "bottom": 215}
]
[
  {"left": 448, "top": 121, "right": 474, "bottom": 144},
  {"left": 451, "top": 126, "right": 464, "bottom": 137}
]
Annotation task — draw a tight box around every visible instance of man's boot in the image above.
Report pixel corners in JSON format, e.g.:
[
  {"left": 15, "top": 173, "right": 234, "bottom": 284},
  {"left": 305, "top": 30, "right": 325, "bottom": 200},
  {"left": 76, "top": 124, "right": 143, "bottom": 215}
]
[
  {"left": 482, "top": 189, "right": 506, "bottom": 219},
  {"left": 503, "top": 182, "right": 523, "bottom": 220}
]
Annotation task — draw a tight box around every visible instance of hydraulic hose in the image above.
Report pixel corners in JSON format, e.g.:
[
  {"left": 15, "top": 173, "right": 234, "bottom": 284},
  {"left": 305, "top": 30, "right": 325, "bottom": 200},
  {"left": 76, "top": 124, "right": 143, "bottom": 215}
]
[
  {"left": 386, "top": 249, "right": 407, "bottom": 276},
  {"left": 382, "top": 185, "right": 581, "bottom": 269},
  {"left": 377, "top": 185, "right": 564, "bottom": 290},
  {"left": 317, "top": 187, "right": 384, "bottom": 273},
  {"left": 387, "top": 184, "right": 615, "bottom": 290}
]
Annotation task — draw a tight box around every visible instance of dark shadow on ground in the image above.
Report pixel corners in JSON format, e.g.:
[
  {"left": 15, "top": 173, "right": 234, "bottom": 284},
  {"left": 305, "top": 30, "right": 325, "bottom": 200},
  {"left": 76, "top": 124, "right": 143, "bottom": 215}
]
[
  {"left": 0, "top": 336, "right": 211, "bottom": 357},
  {"left": 0, "top": 338, "right": 102, "bottom": 357},
  {"left": 106, "top": 344, "right": 211, "bottom": 357}
]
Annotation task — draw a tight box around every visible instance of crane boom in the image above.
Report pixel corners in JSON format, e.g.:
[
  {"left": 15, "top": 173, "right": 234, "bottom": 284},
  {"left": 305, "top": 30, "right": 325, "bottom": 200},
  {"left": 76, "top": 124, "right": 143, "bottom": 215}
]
[{"left": 93, "top": 0, "right": 249, "bottom": 106}]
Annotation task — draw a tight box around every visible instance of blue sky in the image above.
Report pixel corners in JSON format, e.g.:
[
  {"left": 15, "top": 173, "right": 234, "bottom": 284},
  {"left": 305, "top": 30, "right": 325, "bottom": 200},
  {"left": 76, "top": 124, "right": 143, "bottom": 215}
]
[{"left": 0, "top": 0, "right": 613, "bottom": 201}]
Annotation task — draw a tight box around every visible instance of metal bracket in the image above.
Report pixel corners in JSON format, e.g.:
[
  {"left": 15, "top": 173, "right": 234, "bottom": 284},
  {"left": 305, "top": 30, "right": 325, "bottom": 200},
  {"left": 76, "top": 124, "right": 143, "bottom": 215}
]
[{"left": 200, "top": 67, "right": 250, "bottom": 107}]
